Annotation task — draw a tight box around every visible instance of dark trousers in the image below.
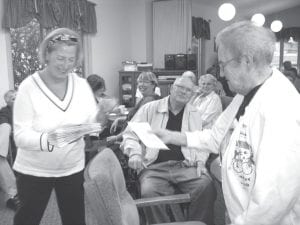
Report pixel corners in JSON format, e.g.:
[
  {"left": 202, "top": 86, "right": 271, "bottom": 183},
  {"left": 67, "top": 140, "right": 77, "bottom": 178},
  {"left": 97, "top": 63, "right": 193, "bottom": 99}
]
[{"left": 14, "top": 170, "right": 86, "bottom": 225}]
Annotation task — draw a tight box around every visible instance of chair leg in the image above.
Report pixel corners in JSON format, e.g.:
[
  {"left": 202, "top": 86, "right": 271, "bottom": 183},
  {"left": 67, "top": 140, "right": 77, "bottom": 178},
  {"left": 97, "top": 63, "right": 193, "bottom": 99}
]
[{"left": 138, "top": 208, "right": 147, "bottom": 225}]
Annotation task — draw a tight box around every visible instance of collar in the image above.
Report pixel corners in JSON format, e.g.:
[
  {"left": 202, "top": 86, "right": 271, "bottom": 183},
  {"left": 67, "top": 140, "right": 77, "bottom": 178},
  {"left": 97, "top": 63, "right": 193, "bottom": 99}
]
[
  {"left": 235, "top": 85, "right": 262, "bottom": 120},
  {"left": 235, "top": 69, "right": 273, "bottom": 120}
]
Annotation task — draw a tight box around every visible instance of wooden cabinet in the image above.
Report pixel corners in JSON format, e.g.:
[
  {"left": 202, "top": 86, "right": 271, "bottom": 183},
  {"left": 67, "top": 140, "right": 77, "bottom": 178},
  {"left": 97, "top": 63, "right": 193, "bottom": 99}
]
[
  {"left": 119, "top": 70, "right": 197, "bottom": 107},
  {"left": 119, "top": 71, "right": 140, "bottom": 107}
]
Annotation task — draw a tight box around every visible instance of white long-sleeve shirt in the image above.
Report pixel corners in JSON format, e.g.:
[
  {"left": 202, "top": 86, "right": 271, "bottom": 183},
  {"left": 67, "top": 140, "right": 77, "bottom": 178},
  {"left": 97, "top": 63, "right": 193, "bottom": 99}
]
[
  {"left": 222, "top": 69, "right": 300, "bottom": 225},
  {"left": 13, "top": 72, "right": 98, "bottom": 177},
  {"left": 187, "top": 68, "right": 300, "bottom": 225}
]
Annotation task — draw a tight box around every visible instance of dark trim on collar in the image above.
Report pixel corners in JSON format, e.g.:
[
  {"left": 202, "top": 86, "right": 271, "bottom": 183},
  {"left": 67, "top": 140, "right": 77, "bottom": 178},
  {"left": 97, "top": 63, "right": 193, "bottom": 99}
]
[
  {"left": 236, "top": 84, "right": 262, "bottom": 120},
  {"left": 32, "top": 75, "right": 74, "bottom": 112}
]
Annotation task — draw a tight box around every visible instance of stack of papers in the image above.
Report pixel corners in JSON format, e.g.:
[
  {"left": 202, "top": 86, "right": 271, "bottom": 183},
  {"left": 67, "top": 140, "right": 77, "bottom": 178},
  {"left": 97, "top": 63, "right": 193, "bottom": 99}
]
[
  {"left": 47, "top": 123, "right": 103, "bottom": 148},
  {"left": 127, "top": 122, "right": 169, "bottom": 150}
]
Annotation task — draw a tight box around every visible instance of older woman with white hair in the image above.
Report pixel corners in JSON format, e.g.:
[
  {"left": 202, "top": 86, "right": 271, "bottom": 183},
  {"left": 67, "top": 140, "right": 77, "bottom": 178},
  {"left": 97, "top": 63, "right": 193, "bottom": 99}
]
[{"left": 190, "top": 74, "right": 222, "bottom": 128}]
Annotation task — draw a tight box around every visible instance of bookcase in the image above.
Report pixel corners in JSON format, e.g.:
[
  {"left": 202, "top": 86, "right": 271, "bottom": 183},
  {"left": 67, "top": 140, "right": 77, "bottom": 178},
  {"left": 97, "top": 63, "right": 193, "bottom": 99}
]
[{"left": 119, "top": 71, "right": 140, "bottom": 107}]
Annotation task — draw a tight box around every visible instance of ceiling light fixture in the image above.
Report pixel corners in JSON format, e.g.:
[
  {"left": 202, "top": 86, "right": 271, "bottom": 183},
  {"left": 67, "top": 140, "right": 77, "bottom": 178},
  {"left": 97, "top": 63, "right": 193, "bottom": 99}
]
[
  {"left": 218, "top": 3, "right": 236, "bottom": 21},
  {"left": 251, "top": 13, "right": 265, "bottom": 26},
  {"left": 270, "top": 20, "right": 283, "bottom": 32}
]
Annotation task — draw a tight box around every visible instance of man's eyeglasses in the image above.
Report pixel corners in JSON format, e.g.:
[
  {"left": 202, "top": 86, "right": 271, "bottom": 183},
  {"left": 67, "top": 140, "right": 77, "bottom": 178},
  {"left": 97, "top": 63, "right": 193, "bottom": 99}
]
[
  {"left": 218, "top": 57, "right": 239, "bottom": 72},
  {"left": 174, "top": 84, "right": 193, "bottom": 94}
]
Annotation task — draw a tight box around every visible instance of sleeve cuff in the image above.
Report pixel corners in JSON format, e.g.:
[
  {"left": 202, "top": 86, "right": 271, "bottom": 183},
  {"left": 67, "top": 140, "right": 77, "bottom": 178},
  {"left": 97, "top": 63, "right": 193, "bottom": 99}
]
[{"left": 40, "top": 133, "right": 49, "bottom": 151}]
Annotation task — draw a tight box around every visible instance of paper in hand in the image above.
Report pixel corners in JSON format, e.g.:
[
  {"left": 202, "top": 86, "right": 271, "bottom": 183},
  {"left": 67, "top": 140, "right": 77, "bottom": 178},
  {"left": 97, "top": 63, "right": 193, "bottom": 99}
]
[
  {"left": 128, "top": 122, "right": 169, "bottom": 150},
  {"left": 47, "top": 123, "right": 103, "bottom": 148}
]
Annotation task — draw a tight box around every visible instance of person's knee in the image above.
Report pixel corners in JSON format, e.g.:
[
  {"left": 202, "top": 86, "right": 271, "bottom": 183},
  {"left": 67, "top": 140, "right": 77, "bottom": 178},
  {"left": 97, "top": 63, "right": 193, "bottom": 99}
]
[
  {"left": 140, "top": 179, "right": 160, "bottom": 198},
  {"left": 191, "top": 178, "right": 215, "bottom": 201}
]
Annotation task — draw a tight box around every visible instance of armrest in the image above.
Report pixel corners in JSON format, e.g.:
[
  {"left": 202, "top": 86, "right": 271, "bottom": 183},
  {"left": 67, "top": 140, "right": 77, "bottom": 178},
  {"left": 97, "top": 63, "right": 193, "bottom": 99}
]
[{"left": 134, "top": 193, "right": 190, "bottom": 208}]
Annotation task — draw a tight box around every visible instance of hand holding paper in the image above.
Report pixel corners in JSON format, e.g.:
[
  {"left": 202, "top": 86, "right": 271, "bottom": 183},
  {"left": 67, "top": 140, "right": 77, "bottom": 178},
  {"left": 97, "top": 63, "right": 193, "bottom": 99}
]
[
  {"left": 127, "top": 122, "right": 169, "bottom": 150},
  {"left": 47, "top": 123, "right": 104, "bottom": 148}
]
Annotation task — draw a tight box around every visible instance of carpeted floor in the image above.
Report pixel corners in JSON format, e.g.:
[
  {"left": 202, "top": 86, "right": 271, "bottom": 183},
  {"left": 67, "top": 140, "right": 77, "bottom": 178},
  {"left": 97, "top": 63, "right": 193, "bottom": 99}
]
[
  {"left": 0, "top": 180, "right": 226, "bottom": 225},
  {"left": 0, "top": 190, "right": 98, "bottom": 225}
]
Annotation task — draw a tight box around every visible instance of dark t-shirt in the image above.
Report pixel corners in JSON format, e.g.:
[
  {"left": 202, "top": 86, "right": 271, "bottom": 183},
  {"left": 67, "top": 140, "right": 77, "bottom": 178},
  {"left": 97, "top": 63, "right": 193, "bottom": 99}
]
[
  {"left": 0, "top": 105, "right": 12, "bottom": 125},
  {"left": 0, "top": 105, "right": 16, "bottom": 161},
  {"left": 154, "top": 108, "right": 185, "bottom": 164}
]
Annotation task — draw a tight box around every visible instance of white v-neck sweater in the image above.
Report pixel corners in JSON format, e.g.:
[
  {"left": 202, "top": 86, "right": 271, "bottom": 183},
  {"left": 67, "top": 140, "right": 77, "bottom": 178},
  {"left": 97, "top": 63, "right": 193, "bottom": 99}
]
[{"left": 13, "top": 72, "right": 98, "bottom": 177}]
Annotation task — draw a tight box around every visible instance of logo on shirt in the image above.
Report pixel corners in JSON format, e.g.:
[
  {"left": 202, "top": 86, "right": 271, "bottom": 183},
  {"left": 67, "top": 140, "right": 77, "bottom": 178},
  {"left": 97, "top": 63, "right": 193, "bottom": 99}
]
[{"left": 232, "top": 124, "right": 255, "bottom": 188}]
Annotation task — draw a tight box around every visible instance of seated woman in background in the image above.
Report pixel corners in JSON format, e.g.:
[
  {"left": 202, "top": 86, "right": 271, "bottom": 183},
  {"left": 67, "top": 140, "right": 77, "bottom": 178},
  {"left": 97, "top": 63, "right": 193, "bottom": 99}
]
[
  {"left": 190, "top": 74, "right": 222, "bottom": 128},
  {"left": 107, "top": 71, "right": 160, "bottom": 199},
  {"left": 135, "top": 73, "right": 161, "bottom": 105},
  {"left": 108, "top": 71, "right": 160, "bottom": 142}
]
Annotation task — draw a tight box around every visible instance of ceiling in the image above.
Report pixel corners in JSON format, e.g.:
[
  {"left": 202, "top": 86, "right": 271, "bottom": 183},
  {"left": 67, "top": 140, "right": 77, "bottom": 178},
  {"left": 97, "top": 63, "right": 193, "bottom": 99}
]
[{"left": 198, "top": 0, "right": 300, "bottom": 17}]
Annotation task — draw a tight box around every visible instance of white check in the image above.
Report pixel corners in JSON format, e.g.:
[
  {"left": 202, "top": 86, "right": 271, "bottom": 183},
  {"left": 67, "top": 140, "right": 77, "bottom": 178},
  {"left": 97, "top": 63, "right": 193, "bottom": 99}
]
[{"left": 127, "top": 122, "right": 169, "bottom": 150}]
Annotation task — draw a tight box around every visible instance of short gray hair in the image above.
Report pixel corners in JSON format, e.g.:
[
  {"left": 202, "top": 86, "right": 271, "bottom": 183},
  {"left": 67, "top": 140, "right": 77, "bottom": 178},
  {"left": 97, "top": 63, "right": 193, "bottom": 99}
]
[
  {"left": 216, "top": 21, "right": 276, "bottom": 67},
  {"left": 182, "top": 71, "right": 197, "bottom": 85},
  {"left": 39, "top": 28, "right": 83, "bottom": 66},
  {"left": 173, "top": 76, "right": 195, "bottom": 88}
]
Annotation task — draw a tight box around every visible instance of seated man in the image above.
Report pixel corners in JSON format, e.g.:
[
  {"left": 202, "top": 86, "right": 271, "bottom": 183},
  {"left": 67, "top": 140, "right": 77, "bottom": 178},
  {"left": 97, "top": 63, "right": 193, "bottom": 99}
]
[
  {"left": 0, "top": 90, "right": 20, "bottom": 211},
  {"left": 121, "top": 77, "right": 215, "bottom": 225}
]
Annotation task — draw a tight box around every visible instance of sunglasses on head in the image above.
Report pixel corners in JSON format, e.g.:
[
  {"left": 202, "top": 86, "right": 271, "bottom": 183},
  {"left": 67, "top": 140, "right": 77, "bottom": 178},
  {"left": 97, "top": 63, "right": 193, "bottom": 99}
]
[{"left": 50, "top": 34, "right": 78, "bottom": 43}]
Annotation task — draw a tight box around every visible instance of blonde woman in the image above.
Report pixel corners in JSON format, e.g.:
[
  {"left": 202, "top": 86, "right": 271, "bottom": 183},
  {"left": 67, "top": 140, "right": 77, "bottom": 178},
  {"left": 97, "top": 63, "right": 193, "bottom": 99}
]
[{"left": 13, "top": 28, "right": 105, "bottom": 225}]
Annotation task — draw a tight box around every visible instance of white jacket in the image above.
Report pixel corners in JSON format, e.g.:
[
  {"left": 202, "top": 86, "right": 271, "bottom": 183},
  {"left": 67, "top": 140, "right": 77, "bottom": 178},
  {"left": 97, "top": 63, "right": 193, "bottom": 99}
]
[{"left": 222, "top": 69, "right": 300, "bottom": 225}]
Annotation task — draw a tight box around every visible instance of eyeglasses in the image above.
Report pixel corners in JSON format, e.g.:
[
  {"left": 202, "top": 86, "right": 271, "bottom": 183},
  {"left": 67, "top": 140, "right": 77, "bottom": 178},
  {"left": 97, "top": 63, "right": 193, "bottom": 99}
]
[
  {"left": 137, "top": 80, "right": 153, "bottom": 85},
  {"left": 174, "top": 84, "right": 193, "bottom": 94},
  {"left": 218, "top": 57, "right": 239, "bottom": 72},
  {"left": 50, "top": 34, "right": 78, "bottom": 44}
]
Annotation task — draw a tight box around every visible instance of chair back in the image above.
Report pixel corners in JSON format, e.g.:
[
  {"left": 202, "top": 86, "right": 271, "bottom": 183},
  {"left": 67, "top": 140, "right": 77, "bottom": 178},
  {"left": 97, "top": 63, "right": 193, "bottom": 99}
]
[{"left": 84, "top": 148, "right": 139, "bottom": 225}]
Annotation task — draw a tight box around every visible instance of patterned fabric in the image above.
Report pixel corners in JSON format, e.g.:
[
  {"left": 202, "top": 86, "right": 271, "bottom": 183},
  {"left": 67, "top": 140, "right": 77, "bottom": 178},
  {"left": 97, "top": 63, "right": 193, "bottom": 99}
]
[{"left": 3, "top": 0, "right": 97, "bottom": 33}]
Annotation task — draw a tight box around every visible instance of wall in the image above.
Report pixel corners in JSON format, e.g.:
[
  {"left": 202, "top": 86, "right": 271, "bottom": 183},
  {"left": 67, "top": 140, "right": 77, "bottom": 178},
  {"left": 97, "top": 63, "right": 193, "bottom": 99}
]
[
  {"left": 265, "top": 5, "right": 300, "bottom": 27},
  {"left": 89, "top": 0, "right": 152, "bottom": 98},
  {"left": 0, "top": 1, "right": 13, "bottom": 107},
  {"left": 191, "top": 1, "right": 251, "bottom": 74},
  {"left": 191, "top": 2, "right": 225, "bottom": 73}
]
